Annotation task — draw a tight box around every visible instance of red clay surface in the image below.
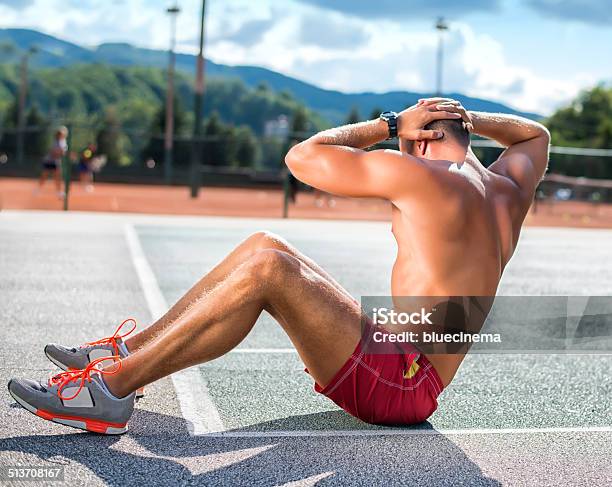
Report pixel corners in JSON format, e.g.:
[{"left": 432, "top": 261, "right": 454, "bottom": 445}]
[{"left": 2, "top": 177, "right": 612, "bottom": 228}]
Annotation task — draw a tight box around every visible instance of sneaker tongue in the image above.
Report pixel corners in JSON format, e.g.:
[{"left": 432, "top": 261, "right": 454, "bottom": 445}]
[
  {"left": 116, "top": 340, "right": 129, "bottom": 357},
  {"left": 90, "top": 372, "right": 121, "bottom": 400},
  {"left": 89, "top": 372, "right": 104, "bottom": 389}
]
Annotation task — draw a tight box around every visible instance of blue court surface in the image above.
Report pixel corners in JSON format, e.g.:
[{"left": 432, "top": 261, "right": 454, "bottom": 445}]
[{"left": 1, "top": 210, "right": 610, "bottom": 486}]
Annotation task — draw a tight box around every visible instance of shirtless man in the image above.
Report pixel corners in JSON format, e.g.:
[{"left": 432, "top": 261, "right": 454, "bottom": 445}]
[{"left": 8, "top": 98, "right": 550, "bottom": 433}]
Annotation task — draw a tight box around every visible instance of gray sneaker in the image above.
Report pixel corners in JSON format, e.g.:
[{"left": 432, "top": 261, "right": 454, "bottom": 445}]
[
  {"left": 43, "top": 319, "right": 145, "bottom": 399},
  {"left": 8, "top": 357, "right": 135, "bottom": 435},
  {"left": 44, "top": 319, "right": 135, "bottom": 371}
]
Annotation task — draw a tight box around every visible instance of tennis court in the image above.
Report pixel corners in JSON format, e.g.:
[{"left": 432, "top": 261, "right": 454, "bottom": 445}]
[{"left": 1, "top": 210, "right": 611, "bottom": 486}]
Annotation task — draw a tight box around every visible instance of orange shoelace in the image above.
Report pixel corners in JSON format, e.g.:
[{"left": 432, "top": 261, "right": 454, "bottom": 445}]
[
  {"left": 84, "top": 318, "right": 137, "bottom": 356},
  {"left": 49, "top": 356, "right": 122, "bottom": 401}
]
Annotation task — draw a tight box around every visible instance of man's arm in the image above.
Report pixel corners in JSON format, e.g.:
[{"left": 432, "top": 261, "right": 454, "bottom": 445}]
[
  {"left": 285, "top": 119, "right": 409, "bottom": 199},
  {"left": 469, "top": 111, "right": 550, "bottom": 194},
  {"left": 285, "top": 106, "right": 457, "bottom": 199}
]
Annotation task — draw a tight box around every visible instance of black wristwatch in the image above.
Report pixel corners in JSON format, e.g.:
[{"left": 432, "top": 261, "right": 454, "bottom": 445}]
[{"left": 379, "top": 111, "right": 398, "bottom": 139}]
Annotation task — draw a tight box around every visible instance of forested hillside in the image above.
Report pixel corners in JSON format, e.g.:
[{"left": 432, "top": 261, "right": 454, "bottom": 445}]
[
  {"left": 0, "top": 63, "right": 322, "bottom": 169},
  {"left": 0, "top": 63, "right": 324, "bottom": 135},
  {"left": 0, "top": 28, "right": 540, "bottom": 123}
]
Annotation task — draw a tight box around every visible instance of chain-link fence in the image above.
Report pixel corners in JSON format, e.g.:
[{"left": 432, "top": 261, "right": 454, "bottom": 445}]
[
  {"left": 0, "top": 122, "right": 293, "bottom": 187},
  {"left": 1, "top": 123, "right": 612, "bottom": 207}
]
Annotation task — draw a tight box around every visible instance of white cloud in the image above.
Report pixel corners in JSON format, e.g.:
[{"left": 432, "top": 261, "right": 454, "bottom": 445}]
[
  {"left": 298, "top": 12, "right": 370, "bottom": 49},
  {"left": 439, "top": 23, "right": 589, "bottom": 113},
  {"left": 0, "top": 0, "right": 172, "bottom": 48},
  {"left": 0, "top": 0, "right": 603, "bottom": 114},
  {"left": 205, "top": 11, "right": 587, "bottom": 113}
]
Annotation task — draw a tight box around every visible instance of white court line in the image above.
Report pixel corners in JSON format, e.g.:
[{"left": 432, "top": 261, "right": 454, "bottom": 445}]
[
  {"left": 199, "top": 426, "right": 612, "bottom": 438},
  {"left": 230, "top": 349, "right": 611, "bottom": 356},
  {"left": 124, "top": 223, "right": 224, "bottom": 435},
  {"left": 231, "top": 348, "right": 296, "bottom": 354},
  {"left": 123, "top": 223, "right": 611, "bottom": 439}
]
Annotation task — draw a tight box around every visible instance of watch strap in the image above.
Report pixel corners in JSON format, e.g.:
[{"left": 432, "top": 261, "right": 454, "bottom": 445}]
[{"left": 380, "top": 111, "right": 398, "bottom": 139}]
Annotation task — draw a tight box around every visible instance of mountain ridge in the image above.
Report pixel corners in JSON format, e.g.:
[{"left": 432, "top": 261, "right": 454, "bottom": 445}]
[{"left": 0, "top": 28, "right": 541, "bottom": 123}]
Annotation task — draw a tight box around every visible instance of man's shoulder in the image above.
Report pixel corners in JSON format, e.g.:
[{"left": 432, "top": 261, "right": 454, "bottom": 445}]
[
  {"left": 488, "top": 153, "right": 540, "bottom": 200},
  {"left": 373, "top": 149, "right": 428, "bottom": 168},
  {"left": 368, "top": 150, "right": 434, "bottom": 183},
  {"left": 482, "top": 166, "right": 534, "bottom": 227}
]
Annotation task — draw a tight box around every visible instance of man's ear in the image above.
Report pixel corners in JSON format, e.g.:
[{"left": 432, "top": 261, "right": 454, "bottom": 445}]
[
  {"left": 399, "top": 138, "right": 416, "bottom": 154},
  {"left": 416, "top": 140, "right": 428, "bottom": 156}
]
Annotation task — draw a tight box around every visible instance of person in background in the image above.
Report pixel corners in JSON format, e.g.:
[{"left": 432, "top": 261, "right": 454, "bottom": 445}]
[
  {"left": 37, "top": 126, "right": 68, "bottom": 198},
  {"left": 314, "top": 188, "right": 336, "bottom": 208},
  {"left": 78, "top": 143, "right": 97, "bottom": 193}
]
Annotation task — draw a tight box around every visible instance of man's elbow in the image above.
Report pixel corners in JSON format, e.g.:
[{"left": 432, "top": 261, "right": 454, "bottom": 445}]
[
  {"left": 284, "top": 142, "right": 312, "bottom": 176},
  {"left": 536, "top": 123, "right": 551, "bottom": 143}
]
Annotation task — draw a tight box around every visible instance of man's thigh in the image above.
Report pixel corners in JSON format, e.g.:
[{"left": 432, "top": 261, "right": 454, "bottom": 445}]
[{"left": 264, "top": 253, "right": 364, "bottom": 388}]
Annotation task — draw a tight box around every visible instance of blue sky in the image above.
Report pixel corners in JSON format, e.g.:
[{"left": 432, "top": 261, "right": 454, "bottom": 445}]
[{"left": 1, "top": 0, "right": 610, "bottom": 114}]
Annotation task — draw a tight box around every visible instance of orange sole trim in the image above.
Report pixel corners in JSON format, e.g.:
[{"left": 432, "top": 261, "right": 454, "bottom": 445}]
[{"left": 35, "top": 408, "right": 126, "bottom": 434}]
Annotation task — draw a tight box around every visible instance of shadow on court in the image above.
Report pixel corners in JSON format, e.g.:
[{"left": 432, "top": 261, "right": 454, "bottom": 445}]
[{"left": 0, "top": 409, "right": 500, "bottom": 486}]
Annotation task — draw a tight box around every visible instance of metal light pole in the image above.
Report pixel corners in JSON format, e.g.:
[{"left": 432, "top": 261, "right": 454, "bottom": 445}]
[
  {"left": 164, "top": 4, "right": 180, "bottom": 184},
  {"left": 16, "top": 46, "right": 37, "bottom": 165},
  {"left": 190, "top": 0, "right": 207, "bottom": 198},
  {"left": 435, "top": 17, "right": 448, "bottom": 97}
]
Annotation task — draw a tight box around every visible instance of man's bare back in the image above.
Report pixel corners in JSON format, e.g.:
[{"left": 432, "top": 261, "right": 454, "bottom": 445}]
[
  {"left": 286, "top": 97, "right": 550, "bottom": 387},
  {"left": 389, "top": 154, "right": 524, "bottom": 384}
]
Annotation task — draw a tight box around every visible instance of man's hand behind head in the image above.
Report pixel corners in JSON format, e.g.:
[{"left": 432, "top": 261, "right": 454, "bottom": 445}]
[
  {"left": 397, "top": 101, "right": 463, "bottom": 141},
  {"left": 418, "top": 98, "right": 474, "bottom": 133}
]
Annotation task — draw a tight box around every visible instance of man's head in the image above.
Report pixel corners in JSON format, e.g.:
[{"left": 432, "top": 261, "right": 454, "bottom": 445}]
[{"left": 400, "top": 118, "right": 470, "bottom": 160}]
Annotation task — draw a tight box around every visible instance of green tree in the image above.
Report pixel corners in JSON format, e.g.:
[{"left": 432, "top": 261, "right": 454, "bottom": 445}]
[
  {"left": 345, "top": 106, "right": 360, "bottom": 125},
  {"left": 291, "top": 106, "right": 309, "bottom": 134},
  {"left": 149, "top": 96, "right": 188, "bottom": 135},
  {"left": 260, "top": 136, "right": 284, "bottom": 170},
  {"left": 203, "top": 111, "right": 231, "bottom": 167},
  {"left": 142, "top": 97, "right": 189, "bottom": 166},
  {"left": 24, "top": 104, "right": 49, "bottom": 160},
  {"left": 370, "top": 107, "right": 383, "bottom": 120},
  {"left": 2, "top": 100, "right": 18, "bottom": 127},
  {"left": 545, "top": 85, "right": 612, "bottom": 178},
  {"left": 233, "top": 126, "right": 260, "bottom": 168},
  {"left": 596, "top": 117, "right": 612, "bottom": 149},
  {"left": 0, "top": 101, "right": 20, "bottom": 160},
  {"left": 0, "top": 64, "right": 324, "bottom": 138},
  {"left": 546, "top": 85, "right": 612, "bottom": 148},
  {"left": 97, "top": 108, "right": 131, "bottom": 165}
]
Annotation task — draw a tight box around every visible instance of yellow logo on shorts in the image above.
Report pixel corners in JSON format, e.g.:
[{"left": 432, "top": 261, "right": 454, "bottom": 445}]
[{"left": 403, "top": 360, "right": 420, "bottom": 379}]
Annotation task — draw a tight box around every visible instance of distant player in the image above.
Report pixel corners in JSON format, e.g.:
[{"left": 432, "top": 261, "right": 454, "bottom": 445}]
[
  {"left": 78, "top": 143, "right": 97, "bottom": 192},
  {"left": 37, "top": 126, "right": 68, "bottom": 198}
]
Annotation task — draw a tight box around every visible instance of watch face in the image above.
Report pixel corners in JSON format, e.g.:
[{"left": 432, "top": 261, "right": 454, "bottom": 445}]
[{"left": 380, "top": 111, "right": 396, "bottom": 121}]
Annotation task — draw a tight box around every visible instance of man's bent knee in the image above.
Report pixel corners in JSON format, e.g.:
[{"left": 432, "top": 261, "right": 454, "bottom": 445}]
[
  {"left": 245, "top": 248, "right": 298, "bottom": 284},
  {"left": 246, "top": 231, "right": 291, "bottom": 255}
]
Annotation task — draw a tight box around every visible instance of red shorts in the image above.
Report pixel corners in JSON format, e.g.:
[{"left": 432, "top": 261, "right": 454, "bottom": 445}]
[{"left": 309, "top": 321, "right": 444, "bottom": 425}]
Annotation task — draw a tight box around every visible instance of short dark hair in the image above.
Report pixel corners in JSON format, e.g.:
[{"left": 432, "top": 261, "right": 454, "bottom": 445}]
[{"left": 424, "top": 119, "right": 470, "bottom": 146}]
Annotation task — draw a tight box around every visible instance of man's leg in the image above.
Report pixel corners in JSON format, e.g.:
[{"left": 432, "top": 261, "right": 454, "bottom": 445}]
[
  {"left": 104, "top": 249, "right": 363, "bottom": 397},
  {"left": 125, "top": 231, "right": 353, "bottom": 351}
]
